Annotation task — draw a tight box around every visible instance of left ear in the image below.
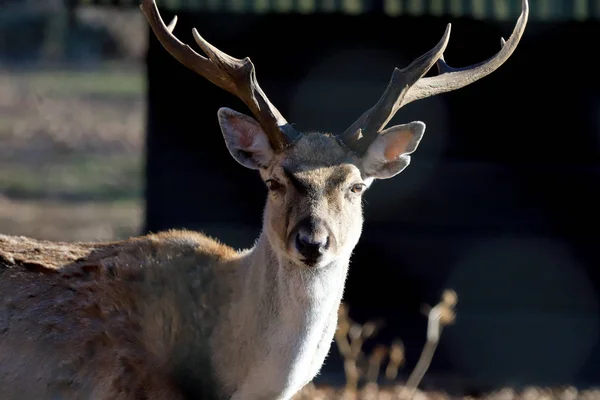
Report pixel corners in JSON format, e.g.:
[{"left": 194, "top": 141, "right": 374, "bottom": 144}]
[
  {"left": 217, "top": 107, "right": 275, "bottom": 170},
  {"left": 360, "top": 121, "right": 425, "bottom": 180}
]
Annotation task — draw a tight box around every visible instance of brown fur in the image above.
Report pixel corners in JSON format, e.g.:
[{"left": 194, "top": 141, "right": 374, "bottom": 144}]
[{"left": 0, "top": 231, "right": 239, "bottom": 400}]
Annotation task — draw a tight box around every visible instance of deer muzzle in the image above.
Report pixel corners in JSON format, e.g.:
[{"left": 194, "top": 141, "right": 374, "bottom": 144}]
[{"left": 288, "top": 217, "right": 333, "bottom": 267}]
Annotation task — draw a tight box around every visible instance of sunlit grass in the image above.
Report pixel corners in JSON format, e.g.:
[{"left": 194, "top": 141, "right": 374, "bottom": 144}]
[{"left": 0, "top": 62, "right": 144, "bottom": 241}]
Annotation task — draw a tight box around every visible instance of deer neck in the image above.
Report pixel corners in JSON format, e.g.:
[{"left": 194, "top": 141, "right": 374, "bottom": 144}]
[
  {"left": 244, "top": 230, "right": 349, "bottom": 321},
  {"left": 215, "top": 231, "right": 350, "bottom": 398}
]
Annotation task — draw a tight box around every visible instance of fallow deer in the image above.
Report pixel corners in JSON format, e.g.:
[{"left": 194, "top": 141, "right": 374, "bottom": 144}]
[{"left": 0, "top": 0, "right": 528, "bottom": 398}]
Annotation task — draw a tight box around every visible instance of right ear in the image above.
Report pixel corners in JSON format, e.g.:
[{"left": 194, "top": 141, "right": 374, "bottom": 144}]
[
  {"left": 360, "top": 121, "right": 425, "bottom": 180},
  {"left": 217, "top": 107, "right": 275, "bottom": 170}
]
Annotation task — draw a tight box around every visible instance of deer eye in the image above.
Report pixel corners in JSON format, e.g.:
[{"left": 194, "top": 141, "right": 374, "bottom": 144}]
[
  {"left": 265, "top": 179, "right": 282, "bottom": 191},
  {"left": 350, "top": 183, "right": 366, "bottom": 194}
]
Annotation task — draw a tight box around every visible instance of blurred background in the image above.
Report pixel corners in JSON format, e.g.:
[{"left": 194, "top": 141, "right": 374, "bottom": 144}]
[{"left": 1, "top": 0, "right": 600, "bottom": 396}]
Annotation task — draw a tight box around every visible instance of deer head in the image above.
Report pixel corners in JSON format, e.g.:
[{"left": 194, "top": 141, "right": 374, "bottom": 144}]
[{"left": 140, "top": 0, "right": 528, "bottom": 268}]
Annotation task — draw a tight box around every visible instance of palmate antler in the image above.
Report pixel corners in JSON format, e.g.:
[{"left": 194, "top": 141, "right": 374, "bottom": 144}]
[
  {"left": 337, "top": 0, "right": 529, "bottom": 153},
  {"left": 139, "top": 0, "right": 300, "bottom": 151},
  {"left": 141, "top": 0, "right": 528, "bottom": 155}
]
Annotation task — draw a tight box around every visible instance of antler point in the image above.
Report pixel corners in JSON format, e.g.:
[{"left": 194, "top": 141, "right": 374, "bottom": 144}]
[{"left": 167, "top": 16, "right": 178, "bottom": 32}]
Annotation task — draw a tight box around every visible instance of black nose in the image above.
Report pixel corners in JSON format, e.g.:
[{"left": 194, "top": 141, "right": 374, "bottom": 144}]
[{"left": 295, "top": 219, "right": 330, "bottom": 262}]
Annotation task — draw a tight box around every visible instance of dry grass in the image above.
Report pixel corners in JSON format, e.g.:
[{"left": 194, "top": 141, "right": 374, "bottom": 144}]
[
  {"left": 295, "top": 385, "right": 588, "bottom": 400},
  {"left": 0, "top": 63, "right": 144, "bottom": 242},
  {"left": 0, "top": 195, "right": 141, "bottom": 242},
  {"left": 0, "top": 65, "right": 144, "bottom": 155}
]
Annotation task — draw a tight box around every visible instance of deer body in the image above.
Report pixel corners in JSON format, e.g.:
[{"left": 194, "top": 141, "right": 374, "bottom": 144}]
[
  {"left": 0, "top": 227, "right": 346, "bottom": 400},
  {"left": 0, "top": 0, "right": 528, "bottom": 398},
  {"left": 0, "top": 132, "right": 365, "bottom": 400}
]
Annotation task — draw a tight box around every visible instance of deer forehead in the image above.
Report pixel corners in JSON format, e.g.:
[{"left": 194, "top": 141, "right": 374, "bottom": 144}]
[
  {"left": 271, "top": 133, "right": 362, "bottom": 187},
  {"left": 279, "top": 164, "right": 360, "bottom": 189},
  {"left": 286, "top": 133, "right": 351, "bottom": 163}
]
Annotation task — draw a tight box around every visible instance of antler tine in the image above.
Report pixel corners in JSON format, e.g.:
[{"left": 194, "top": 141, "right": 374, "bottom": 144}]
[
  {"left": 405, "top": 0, "right": 529, "bottom": 106},
  {"left": 339, "top": 0, "right": 528, "bottom": 154},
  {"left": 337, "top": 24, "right": 451, "bottom": 150},
  {"left": 139, "top": 0, "right": 300, "bottom": 150}
]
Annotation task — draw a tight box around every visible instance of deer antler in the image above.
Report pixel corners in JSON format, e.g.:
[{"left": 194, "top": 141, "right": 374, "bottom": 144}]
[
  {"left": 338, "top": 0, "right": 529, "bottom": 153},
  {"left": 139, "top": 0, "right": 300, "bottom": 151}
]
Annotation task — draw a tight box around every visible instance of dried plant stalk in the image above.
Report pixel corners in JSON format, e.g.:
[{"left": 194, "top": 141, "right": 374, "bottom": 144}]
[
  {"left": 385, "top": 340, "right": 405, "bottom": 381},
  {"left": 330, "top": 292, "right": 457, "bottom": 400},
  {"left": 404, "top": 289, "right": 458, "bottom": 400},
  {"left": 366, "top": 345, "right": 388, "bottom": 384}
]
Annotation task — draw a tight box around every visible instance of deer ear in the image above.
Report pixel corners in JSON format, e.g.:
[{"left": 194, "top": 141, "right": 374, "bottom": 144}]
[
  {"left": 361, "top": 121, "right": 425, "bottom": 180},
  {"left": 217, "top": 107, "right": 275, "bottom": 170}
]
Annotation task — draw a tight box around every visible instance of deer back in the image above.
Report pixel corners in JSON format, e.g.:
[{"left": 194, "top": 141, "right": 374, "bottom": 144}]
[{"left": 0, "top": 231, "right": 238, "bottom": 399}]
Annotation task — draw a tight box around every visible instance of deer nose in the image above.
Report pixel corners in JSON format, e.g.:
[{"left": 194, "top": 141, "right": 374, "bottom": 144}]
[{"left": 294, "top": 219, "right": 330, "bottom": 262}]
